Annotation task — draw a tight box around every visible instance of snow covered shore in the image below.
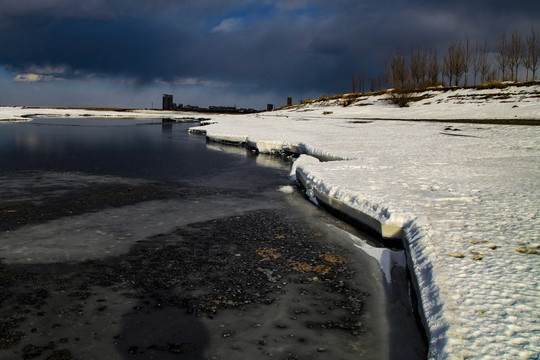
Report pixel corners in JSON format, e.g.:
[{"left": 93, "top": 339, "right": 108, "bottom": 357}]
[
  {"left": 186, "top": 86, "right": 539, "bottom": 359},
  {"left": 1, "top": 85, "right": 539, "bottom": 358},
  {"left": 0, "top": 106, "right": 198, "bottom": 122},
  {"left": 276, "top": 84, "right": 540, "bottom": 122}
]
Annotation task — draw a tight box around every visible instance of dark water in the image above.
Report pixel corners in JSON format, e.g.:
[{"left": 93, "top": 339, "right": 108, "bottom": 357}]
[
  {"left": 0, "top": 118, "right": 426, "bottom": 359},
  {"left": 0, "top": 118, "right": 290, "bottom": 189}
]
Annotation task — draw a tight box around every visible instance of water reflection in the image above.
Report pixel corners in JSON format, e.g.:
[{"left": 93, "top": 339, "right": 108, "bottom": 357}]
[
  {"left": 0, "top": 118, "right": 291, "bottom": 189},
  {"left": 161, "top": 121, "right": 173, "bottom": 134}
]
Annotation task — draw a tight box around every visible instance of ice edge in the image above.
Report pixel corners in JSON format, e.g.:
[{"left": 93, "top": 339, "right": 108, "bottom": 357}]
[
  {"left": 195, "top": 131, "right": 448, "bottom": 359},
  {"left": 294, "top": 156, "right": 447, "bottom": 359}
]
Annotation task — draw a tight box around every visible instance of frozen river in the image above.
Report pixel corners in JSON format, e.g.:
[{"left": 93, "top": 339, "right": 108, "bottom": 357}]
[{"left": 0, "top": 118, "right": 426, "bottom": 359}]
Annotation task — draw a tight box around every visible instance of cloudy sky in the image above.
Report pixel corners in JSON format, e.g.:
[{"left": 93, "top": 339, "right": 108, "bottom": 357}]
[{"left": 1, "top": 0, "right": 538, "bottom": 109}]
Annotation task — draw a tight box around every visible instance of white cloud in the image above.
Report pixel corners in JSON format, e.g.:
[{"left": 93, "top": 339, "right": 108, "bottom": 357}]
[
  {"left": 13, "top": 73, "right": 60, "bottom": 82},
  {"left": 212, "top": 17, "right": 244, "bottom": 33},
  {"left": 26, "top": 64, "right": 67, "bottom": 75},
  {"left": 12, "top": 64, "right": 69, "bottom": 82}
]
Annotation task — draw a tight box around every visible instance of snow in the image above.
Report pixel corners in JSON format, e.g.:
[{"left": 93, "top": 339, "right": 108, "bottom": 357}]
[
  {"left": 276, "top": 85, "right": 540, "bottom": 121},
  {"left": 184, "top": 85, "right": 540, "bottom": 359},
  {"left": 0, "top": 106, "right": 202, "bottom": 122},
  {"left": 1, "top": 85, "right": 539, "bottom": 358}
]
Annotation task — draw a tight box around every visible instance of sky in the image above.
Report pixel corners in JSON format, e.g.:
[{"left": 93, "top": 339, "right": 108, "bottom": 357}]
[{"left": 1, "top": 0, "right": 539, "bottom": 109}]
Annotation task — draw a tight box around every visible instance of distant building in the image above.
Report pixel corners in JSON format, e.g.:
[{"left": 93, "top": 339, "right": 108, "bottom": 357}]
[
  {"left": 159, "top": 94, "right": 260, "bottom": 113},
  {"left": 209, "top": 105, "right": 237, "bottom": 112},
  {"left": 287, "top": 97, "right": 292, "bottom": 106},
  {"left": 267, "top": 104, "right": 274, "bottom": 111},
  {"left": 162, "top": 94, "right": 173, "bottom": 110}
]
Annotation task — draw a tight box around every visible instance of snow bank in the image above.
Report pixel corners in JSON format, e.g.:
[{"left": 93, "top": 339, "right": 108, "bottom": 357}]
[
  {"left": 187, "top": 86, "right": 539, "bottom": 359},
  {"left": 281, "top": 84, "right": 540, "bottom": 122}
]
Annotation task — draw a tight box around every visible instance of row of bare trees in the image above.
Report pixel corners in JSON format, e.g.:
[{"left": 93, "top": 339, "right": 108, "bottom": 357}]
[
  {"left": 383, "top": 27, "right": 540, "bottom": 92},
  {"left": 496, "top": 30, "right": 540, "bottom": 82}
]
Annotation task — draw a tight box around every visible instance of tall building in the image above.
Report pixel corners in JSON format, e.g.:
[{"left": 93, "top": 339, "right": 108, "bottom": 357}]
[{"left": 162, "top": 94, "right": 173, "bottom": 110}]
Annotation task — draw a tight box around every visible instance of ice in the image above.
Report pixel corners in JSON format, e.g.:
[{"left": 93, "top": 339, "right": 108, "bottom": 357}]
[
  {"left": 352, "top": 236, "right": 406, "bottom": 284},
  {"left": 277, "top": 185, "right": 295, "bottom": 194},
  {"left": 0, "top": 197, "right": 279, "bottom": 264},
  {"left": 0, "top": 107, "right": 204, "bottom": 122}
]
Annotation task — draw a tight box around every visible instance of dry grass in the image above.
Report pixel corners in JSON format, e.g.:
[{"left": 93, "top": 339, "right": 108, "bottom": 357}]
[
  {"left": 475, "top": 81, "right": 510, "bottom": 90},
  {"left": 289, "top": 262, "right": 332, "bottom": 275},
  {"left": 319, "top": 253, "right": 350, "bottom": 264},
  {"left": 255, "top": 248, "right": 281, "bottom": 261},
  {"left": 290, "top": 262, "right": 314, "bottom": 273}
]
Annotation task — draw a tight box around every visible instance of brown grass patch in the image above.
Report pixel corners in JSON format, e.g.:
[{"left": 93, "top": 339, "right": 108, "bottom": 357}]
[
  {"left": 255, "top": 248, "right": 281, "bottom": 261},
  {"left": 319, "top": 253, "right": 349, "bottom": 264},
  {"left": 290, "top": 262, "right": 313, "bottom": 273},
  {"left": 290, "top": 262, "right": 332, "bottom": 275},
  {"left": 313, "top": 265, "right": 332, "bottom": 275}
]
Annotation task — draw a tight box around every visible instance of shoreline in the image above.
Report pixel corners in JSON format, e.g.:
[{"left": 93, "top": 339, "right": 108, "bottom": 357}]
[
  {"left": 189, "top": 116, "right": 539, "bottom": 359},
  {"left": 195, "top": 132, "right": 433, "bottom": 345}
]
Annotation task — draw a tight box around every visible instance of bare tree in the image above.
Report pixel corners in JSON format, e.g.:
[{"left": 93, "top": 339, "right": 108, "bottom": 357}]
[
  {"left": 523, "top": 36, "right": 532, "bottom": 81},
  {"left": 509, "top": 31, "right": 523, "bottom": 82},
  {"left": 472, "top": 40, "right": 491, "bottom": 85},
  {"left": 386, "top": 54, "right": 413, "bottom": 107},
  {"left": 524, "top": 26, "right": 540, "bottom": 80},
  {"left": 487, "top": 69, "right": 497, "bottom": 82},
  {"left": 478, "top": 41, "right": 491, "bottom": 83},
  {"left": 410, "top": 47, "right": 427, "bottom": 88},
  {"left": 442, "top": 61, "right": 451, "bottom": 86},
  {"left": 495, "top": 32, "right": 510, "bottom": 80},
  {"left": 385, "top": 53, "right": 409, "bottom": 89},
  {"left": 351, "top": 73, "right": 357, "bottom": 93},
  {"left": 358, "top": 74, "right": 366, "bottom": 93},
  {"left": 427, "top": 47, "right": 440, "bottom": 86},
  {"left": 456, "top": 41, "right": 468, "bottom": 86},
  {"left": 471, "top": 42, "right": 481, "bottom": 85},
  {"left": 444, "top": 41, "right": 466, "bottom": 86},
  {"left": 464, "top": 34, "right": 471, "bottom": 86},
  {"left": 370, "top": 76, "right": 384, "bottom": 92}
]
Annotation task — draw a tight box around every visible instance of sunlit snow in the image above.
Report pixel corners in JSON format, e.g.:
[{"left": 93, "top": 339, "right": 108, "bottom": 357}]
[{"left": 185, "top": 85, "right": 540, "bottom": 359}]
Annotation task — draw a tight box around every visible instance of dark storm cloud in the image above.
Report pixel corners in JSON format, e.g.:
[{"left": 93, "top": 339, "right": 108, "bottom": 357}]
[{"left": 1, "top": 0, "right": 539, "bottom": 104}]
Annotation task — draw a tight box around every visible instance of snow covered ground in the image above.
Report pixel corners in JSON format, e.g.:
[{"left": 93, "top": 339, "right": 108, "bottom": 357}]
[
  {"left": 186, "top": 86, "right": 539, "bottom": 359},
  {"left": 0, "top": 106, "right": 198, "bottom": 121},
  {"left": 1, "top": 85, "right": 539, "bottom": 358},
  {"left": 277, "top": 84, "right": 540, "bottom": 122}
]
